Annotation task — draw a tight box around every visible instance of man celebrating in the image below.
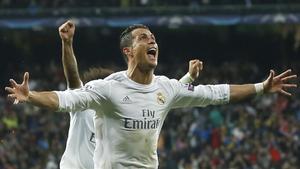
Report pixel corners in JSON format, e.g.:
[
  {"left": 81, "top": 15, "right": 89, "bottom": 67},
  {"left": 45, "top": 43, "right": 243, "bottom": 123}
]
[
  {"left": 48, "top": 20, "right": 201, "bottom": 169},
  {"left": 6, "top": 24, "right": 297, "bottom": 169}
]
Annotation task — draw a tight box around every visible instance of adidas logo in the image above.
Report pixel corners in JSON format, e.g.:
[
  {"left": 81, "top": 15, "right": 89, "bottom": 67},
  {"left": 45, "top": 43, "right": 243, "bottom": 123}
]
[{"left": 121, "top": 96, "right": 132, "bottom": 104}]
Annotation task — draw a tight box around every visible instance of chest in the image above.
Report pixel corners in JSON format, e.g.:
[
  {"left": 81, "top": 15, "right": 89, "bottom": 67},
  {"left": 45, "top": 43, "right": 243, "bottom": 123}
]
[{"left": 106, "top": 88, "right": 171, "bottom": 125}]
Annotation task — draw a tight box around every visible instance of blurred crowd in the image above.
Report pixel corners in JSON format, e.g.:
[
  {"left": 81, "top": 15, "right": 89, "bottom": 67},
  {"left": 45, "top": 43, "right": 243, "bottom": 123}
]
[
  {"left": 0, "top": 60, "right": 299, "bottom": 169},
  {"left": 0, "top": 23, "right": 300, "bottom": 169},
  {"left": 0, "top": 61, "right": 67, "bottom": 169},
  {"left": 0, "top": 0, "right": 299, "bottom": 9}
]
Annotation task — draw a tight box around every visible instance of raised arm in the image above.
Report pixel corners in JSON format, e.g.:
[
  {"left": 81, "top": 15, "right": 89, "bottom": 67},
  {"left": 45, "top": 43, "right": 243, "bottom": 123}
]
[
  {"left": 5, "top": 72, "right": 107, "bottom": 112},
  {"left": 171, "top": 69, "right": 297, "bottom": 108},
  {"left": 179, "top": 59, "right": 203, "bottom": 84},
  {"left": 230, "top": 69, "right": 297, "bottom": 102},
  {"left": 5, "top": 72, "right": 59, "bottom": 110},
  {"left": 59, "top": 20, "right": 81, "bottom": 89}
]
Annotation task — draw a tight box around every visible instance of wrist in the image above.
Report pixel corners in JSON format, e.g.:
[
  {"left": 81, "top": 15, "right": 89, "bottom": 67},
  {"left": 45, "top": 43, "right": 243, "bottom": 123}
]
[
  {"left": 254, "top": 82, "right": 264, "bottom": 95},
  {"left": 27, "top": 91, "right": 34, "bottom": 103},
  {"left": 62, "top": 39, "right": 73, "bottom": 45},
  {"left": 180, "top": 73, "right": 194, "bottom": 84},
  {"left": 188, "top": 72, "right": 195, "bottom": 81}
]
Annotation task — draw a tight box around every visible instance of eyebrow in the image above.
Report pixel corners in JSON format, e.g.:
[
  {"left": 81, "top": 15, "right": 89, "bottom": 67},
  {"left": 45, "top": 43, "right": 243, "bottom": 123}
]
[
  {"left": 138, "top": 33, "right": 148, "bottom": 37},
  {"left": 138, "top": 33, "right": 155, "bottom": 39}
]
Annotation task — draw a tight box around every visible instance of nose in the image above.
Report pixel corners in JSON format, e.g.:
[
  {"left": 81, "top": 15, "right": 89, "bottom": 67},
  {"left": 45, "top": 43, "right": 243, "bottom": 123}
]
[
  {"left": 148, "top": 37, "right": 156, "bottom": 44},
  {"left": 148, "top": 40, "right": 155, "bottom": 45}
]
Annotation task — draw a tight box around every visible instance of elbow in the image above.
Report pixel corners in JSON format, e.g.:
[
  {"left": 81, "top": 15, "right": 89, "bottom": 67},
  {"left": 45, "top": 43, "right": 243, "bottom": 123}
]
[{"left": 49, "top": 92, "right": 60, "bottom": 111}]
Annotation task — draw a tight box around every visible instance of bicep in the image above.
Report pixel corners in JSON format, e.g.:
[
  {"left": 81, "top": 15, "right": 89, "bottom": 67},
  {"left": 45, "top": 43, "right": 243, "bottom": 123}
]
[
  {"left": 171, "top": 83, "right": 230, "bottom": 108},
  {"left": 55, "top": 87, "right": 106, "bottom": 112}
]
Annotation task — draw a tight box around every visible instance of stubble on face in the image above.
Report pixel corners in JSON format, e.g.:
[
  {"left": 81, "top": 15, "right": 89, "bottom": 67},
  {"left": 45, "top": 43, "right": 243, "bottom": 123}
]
[{"left": 130, "top": 28, "right": 159, "bottom": 72}]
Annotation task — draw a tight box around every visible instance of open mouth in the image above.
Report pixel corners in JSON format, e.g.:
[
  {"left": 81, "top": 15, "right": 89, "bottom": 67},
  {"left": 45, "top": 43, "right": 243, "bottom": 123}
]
[{"left": 147, "top": 47, "right": 157, "bottom": 59}]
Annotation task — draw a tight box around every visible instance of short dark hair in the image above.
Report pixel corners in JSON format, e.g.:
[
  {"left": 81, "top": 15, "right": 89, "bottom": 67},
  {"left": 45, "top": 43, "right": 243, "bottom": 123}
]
[
  {"left": 120, "top": 24, "right": 149, "bottom": 63},
  {"left": 81, "top": 67, "right": 114, "bottom": 84}
]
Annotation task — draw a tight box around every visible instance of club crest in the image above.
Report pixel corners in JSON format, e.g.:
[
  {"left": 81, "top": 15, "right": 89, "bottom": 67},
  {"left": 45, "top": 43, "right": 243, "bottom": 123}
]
[{"left": 157, "top": 92, "right": 166, "bottom": 105}]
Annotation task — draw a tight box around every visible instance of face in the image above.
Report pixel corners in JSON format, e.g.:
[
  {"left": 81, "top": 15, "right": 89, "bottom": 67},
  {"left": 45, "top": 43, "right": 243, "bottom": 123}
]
[{"left": 127, "top": 28, "right": 159, "bottom": 71}]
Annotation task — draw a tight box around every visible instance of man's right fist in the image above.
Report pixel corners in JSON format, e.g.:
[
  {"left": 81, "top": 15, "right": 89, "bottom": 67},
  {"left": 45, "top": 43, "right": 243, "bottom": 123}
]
[{"left": 59, "top": 20, "right": 75, "bottom": 43}]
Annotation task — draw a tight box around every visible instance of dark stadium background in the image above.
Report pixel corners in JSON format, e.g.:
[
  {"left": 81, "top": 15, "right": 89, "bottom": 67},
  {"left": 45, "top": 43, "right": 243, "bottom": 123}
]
[{"left": 0, "top": 1, "right": 300, "bottom": 169}]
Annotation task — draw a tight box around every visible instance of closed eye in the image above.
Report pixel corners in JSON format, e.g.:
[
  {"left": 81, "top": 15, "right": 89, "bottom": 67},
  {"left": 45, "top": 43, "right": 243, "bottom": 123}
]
[{"left": 138, "top": 34, "right": 148, "bottom": 41}]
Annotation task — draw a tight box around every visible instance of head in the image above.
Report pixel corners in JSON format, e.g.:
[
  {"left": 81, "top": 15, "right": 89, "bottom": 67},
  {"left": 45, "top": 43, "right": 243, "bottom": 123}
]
[
  {"left": 120, "top": 24, "right": 159, "bottom": 71},
  {"left": 81, "top": 67, "right": 114, "bottom": 84}
]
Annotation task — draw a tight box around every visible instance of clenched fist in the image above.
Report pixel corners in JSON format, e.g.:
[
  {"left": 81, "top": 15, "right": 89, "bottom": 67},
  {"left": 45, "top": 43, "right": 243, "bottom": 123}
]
[
  {"left": 59, "top": 20, "right": 75, "bottom": 43},
  {"left": 189, "top": 59, "right": 203, "bottom": 80}
]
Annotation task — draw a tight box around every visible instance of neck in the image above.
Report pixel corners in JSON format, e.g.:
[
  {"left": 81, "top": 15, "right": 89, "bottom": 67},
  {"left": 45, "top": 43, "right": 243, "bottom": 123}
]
[{"left": 127, "top": 64, "right": 154, "bottom": 85}]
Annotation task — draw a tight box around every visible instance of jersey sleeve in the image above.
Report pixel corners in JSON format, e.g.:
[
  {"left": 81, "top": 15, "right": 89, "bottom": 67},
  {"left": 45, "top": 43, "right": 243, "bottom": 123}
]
[
  {"left": 178, "top": 73, "right": 194, "bottom": 84},
  {"left": 54, "top": 79, "right": 110, "bottom": 113},
  {"left": 169, "top": 79, "right": 230, "bottom": 108}
]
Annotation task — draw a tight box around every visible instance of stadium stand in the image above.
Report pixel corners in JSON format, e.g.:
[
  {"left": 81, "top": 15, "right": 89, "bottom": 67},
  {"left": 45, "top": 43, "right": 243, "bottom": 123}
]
[{"left": 0, "top": 2, "right": 299, "bottom": 169}]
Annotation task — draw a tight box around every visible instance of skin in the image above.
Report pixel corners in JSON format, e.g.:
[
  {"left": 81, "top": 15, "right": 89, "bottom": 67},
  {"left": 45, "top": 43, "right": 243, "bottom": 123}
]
[
  {"left": 189, "top": 59, "right": 202, "bottom": 80},
  {"left": 124, "top": 28, "right": 158, "bottom": 84},
  {"left": 59, "top": 20, "right": 81, "bottom": 89},
  {"left": 59, "top": 21, "right": 202, "bottom": 87},
  {"left": 122, "top": 28, "right": 297, "bottom": 101},
  {"left": 5, "top": 26, "right": 298, "bottom": 109},
  {"left": 3, "top": 24, "right": 298, "bottom": 169}
]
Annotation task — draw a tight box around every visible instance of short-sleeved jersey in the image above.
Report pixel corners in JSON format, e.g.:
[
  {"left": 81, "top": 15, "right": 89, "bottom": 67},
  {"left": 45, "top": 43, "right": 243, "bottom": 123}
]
[{"left": 55, "top": 71, "right": 229, "bottom": 169}]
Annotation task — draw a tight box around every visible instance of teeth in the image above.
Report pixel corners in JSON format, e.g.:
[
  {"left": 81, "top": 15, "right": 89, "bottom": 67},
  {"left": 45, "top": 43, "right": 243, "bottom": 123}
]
[
  {"left": 147, "top": 47, "right": 157, "bottom": 58},
  {"left": 148, "top": 47, "right": 156, "bottom": 52}
]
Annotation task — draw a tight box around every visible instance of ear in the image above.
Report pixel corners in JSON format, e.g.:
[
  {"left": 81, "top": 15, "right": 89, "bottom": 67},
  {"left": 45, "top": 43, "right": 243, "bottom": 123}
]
[{"left": 123, "top": 47, "right": 132, "bottom": 60}]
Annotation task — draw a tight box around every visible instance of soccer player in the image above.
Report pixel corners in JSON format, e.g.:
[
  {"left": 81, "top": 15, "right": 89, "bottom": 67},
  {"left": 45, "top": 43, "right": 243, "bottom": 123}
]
[
  {"left": 58, "top": 21, "right": 201, "bottom": 169},
  {"left": 58, "top": 21, "right": 112, "bottom": 169},
  {"left": 6, "top": 24, "right": 297, "bottom": 169}
]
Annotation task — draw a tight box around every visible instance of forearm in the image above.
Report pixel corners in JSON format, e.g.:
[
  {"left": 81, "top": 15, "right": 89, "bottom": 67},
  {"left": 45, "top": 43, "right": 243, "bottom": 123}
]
[
  {"left": 62, "top": 41, "right": 81, "bottom": 88},
  {"left": 229, "top": 83, "right": 262, "bottom": 102},
  {"left": 28, "top": 91, "right": 59, "bottom": 111},
  {"left": 179, "top": 73, "right": 194, "bottom": 84}
]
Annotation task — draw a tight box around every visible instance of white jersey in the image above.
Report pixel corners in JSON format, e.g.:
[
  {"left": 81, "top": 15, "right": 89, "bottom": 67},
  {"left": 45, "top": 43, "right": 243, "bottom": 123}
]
[
  {"left": 59, "top": 109, "right": 96, "bottom": 169},
  {"left": 55, "top": 71, "right": 230, "bottom": 169},
  {"left": 58, "top": 73, "right": 192, "bottom": 169}
]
